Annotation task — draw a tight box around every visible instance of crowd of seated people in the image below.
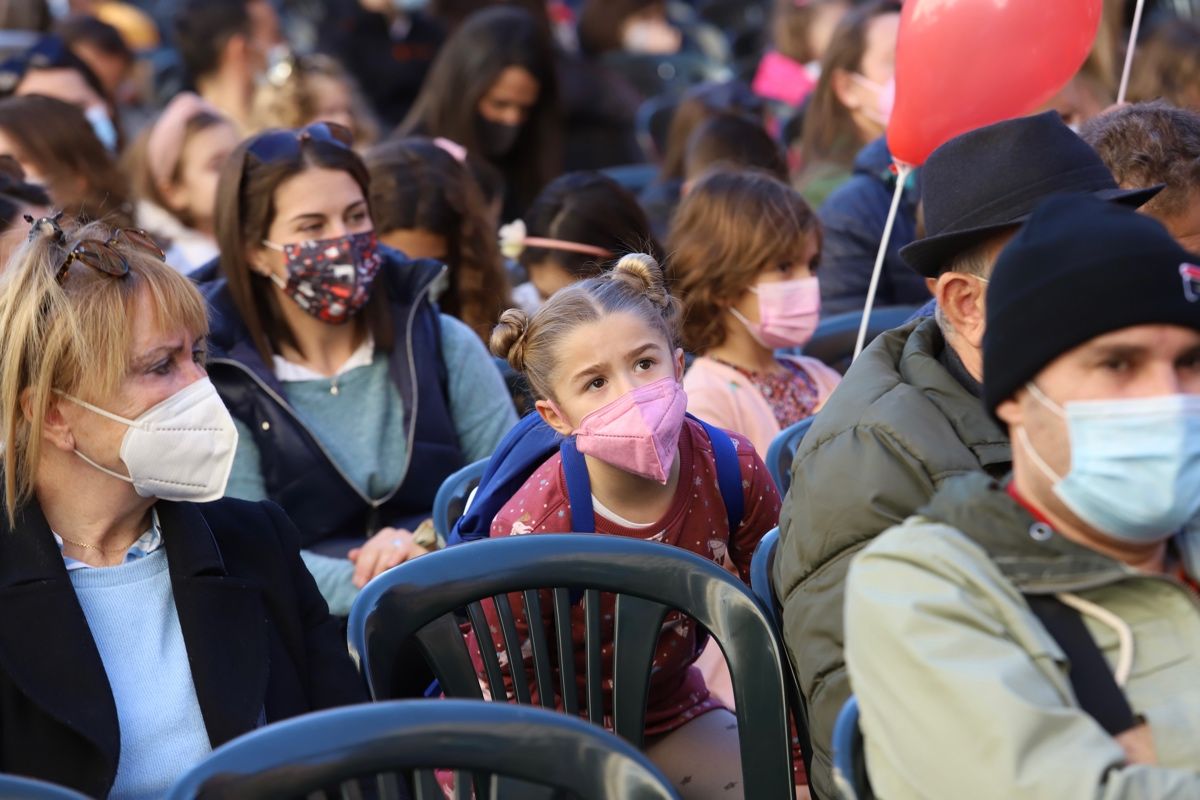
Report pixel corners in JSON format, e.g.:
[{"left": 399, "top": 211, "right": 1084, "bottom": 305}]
[{"left": 0, "top": 1, "right": 1199, "bottom": 798}]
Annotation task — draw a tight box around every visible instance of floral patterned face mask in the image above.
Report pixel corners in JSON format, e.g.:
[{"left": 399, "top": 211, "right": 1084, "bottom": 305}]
[{"left": 262, "top": 231, "right": 383, "bottom": 324}]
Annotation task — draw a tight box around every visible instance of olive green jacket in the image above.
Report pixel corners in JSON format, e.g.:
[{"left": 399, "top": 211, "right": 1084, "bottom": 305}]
[
  {"left": 845, "top": 473, "right": 1200, "bottom": 798},
  {"left": 774, "top": 317, "right": 1010, "bottom": 798}
]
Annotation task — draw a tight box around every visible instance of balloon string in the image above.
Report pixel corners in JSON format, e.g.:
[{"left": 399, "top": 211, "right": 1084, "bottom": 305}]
[
  {"left": 1117, "top": 0, "right": 1147, "bottom": 105},
  {"left": 853, "top": 162, "right": 912, "bottom": 362}
]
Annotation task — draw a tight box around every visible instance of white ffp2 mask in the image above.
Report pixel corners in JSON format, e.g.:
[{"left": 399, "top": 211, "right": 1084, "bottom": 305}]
[{"left": 62, "top": 378, "right": 239, "bottom": 503}]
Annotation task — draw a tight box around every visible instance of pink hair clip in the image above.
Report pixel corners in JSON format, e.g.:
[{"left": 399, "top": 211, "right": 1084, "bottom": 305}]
[{"left": 433, "top": 137, "right": 468, "bottom": 163}]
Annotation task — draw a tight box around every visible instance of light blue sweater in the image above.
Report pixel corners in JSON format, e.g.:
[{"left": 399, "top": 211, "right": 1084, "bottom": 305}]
[
  {"left": 225, "top": 314, "right": 517, "bottom": 613},
  {"left": 69, "top": 549, "right": 211, "bottom": 800}
]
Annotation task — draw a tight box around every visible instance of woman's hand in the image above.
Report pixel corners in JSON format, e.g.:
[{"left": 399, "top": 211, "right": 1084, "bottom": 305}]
[{"left": 347, "top": 527, "right": 433, "bottom": 588}]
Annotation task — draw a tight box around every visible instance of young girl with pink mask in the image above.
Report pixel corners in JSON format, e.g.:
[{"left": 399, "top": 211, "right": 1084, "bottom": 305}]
[
  {"left": 672, "top": 169, "right": 841, "bottom": 458},
  {"left": 483, "top": 253, "right": 781, "bottom": 798}
]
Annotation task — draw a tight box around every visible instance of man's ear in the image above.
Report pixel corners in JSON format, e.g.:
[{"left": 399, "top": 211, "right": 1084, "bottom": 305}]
[
  {"left": 674, "top": 347, "right": 686, "bottom": 382},
  {"left": 995, "top": 394, "right": 1024, "bottom": 430},
  {"left": 535, "top": 398, "right": 574, "bottom": 437},
  {"left": 29, "top": 390, "right": 76, "bottom": 453},
  {"left": 935, "top": 272, "right": 987, "bottom": 347}
]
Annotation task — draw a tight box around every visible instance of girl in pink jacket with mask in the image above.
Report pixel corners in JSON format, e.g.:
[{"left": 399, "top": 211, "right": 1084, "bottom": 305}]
[
  {"left": 478, "top": 252, "right": 781, "bottom": 799},
  {"left": 671, "top": 169, "right": 841, "bottom": 459}
]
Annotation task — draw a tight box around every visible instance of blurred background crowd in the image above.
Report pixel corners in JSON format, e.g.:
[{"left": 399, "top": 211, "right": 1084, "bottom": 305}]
[{"left": 0, "top": 0, "right": 1195, "bottom": 318}]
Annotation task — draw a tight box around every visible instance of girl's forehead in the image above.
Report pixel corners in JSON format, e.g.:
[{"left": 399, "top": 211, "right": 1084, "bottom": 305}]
[{"left": 554, "top": 310, "right": 670, "bottom": 360}]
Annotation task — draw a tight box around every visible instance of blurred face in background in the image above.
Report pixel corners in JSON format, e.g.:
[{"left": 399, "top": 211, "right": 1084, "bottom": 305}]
[
  {"left": 17, "top": 67, "right": 106, "bottom": 110},
  {"left": 163, "top": 120, "right": 240, "bottom": 234},
  {"left": 620, "top": 2, "right": 681, "bottom": 55},
  {"left": 305, "top": 73, "right": 356, "bottom": 133},
  {"left": 834, "top": 10, "right": 899, "bottom": 140}
]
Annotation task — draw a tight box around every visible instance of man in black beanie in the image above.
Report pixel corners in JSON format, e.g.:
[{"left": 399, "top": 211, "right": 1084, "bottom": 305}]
[
  {"left": 843, "top": 194, "right": 1200, "bottom": 798},
  {"left": 775, "top": 111, "right": 1160, "bottom": 796}
]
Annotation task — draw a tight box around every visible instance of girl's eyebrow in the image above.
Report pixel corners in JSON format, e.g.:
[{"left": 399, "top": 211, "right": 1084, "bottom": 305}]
[
  {"left": 570, "top": 361, "right": 605, "bottom": 384},
  {"left": 625, "top": 342, "right": 662, "bottom": 360}
]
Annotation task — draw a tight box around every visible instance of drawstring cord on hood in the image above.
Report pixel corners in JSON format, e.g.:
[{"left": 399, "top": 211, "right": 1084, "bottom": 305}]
[{"left": 1056, "top": 592, "right": 1134, "bottom": 687}]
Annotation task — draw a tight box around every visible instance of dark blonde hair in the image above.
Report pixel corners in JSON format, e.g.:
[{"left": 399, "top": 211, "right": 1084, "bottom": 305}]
[
  {"left": 251, "top": 53, "right": 381, "bottom": 148},
  {"left": 0, "top": 217, "right": 209, "bottom": 519},
  {"left": 491, "top": 253, "right": 680, "bottom": 401},
  {"left": 669, "top": 169, "right": 820, "bottom": 353}
]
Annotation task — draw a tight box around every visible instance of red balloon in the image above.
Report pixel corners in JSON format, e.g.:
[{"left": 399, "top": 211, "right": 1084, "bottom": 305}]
[{"left": 887, "top": 0, "right": 1102, "bottom": 167}]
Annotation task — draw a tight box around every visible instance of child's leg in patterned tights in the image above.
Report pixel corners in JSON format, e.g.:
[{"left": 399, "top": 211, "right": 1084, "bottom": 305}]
[{"left": 642, "top": 708, "right": 745, "bottom": 799}]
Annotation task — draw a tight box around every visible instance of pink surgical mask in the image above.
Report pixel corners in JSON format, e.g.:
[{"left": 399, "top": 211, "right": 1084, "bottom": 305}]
[
  {"left": 731, "top": 276, "right": 822, "bottom": 349},
  {"left": 850, "top": 73, "right": 895, "bottom": 128},
  {"left": 568, "top": 376, "right": 688, "bottom": 484}
]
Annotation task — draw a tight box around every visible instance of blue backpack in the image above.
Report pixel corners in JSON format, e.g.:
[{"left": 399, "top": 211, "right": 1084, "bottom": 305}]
[{"left": 448, "top": 412, "right": 745, "bottom": 544}]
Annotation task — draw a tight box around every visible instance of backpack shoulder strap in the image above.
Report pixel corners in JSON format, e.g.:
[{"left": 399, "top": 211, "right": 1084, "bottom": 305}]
[
  {"left": 697, "top": 419, "right": 744, "bottom": 535},
  {"left": 1023, "top": 594, "right": 1138, "bottom": 737},
  {"left": 560, "top": 437, "right": 595, "bottom": 533}
]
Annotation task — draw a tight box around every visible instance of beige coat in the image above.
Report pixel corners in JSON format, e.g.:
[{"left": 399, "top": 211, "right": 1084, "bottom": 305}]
[{"left": 846, "top": 474, "right": 1200, "bottom": 799}]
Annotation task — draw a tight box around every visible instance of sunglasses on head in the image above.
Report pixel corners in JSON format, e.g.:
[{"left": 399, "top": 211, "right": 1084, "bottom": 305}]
[
  {"left": 45, "top": 221, "right": 165, "bottom": 285},
  {"left": 246, "top": 122, "right": 355, "bottom": 163}
]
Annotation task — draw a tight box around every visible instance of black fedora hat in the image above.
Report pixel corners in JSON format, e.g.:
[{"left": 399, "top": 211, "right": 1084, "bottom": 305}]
[{"left": 900, "top": 111, "right": 1162, "bottom": 277}]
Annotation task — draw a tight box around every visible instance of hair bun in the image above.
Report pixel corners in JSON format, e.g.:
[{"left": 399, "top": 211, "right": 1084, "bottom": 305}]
[
  {"left": 490, "top": 308, "right": 532, "bottom": 370},
  {"left": 613, "top": 252, "right": 670, "bottom": 308}
]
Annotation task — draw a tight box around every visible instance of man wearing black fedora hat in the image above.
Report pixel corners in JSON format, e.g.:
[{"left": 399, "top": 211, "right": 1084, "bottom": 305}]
[{"left": 774, "top": 110, "right": 1160, "bottom": 799}]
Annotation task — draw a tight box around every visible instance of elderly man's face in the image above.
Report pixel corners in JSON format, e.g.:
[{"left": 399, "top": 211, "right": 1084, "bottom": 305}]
[{"left": 999, "top": 323, "right": 1200, "bottom": 534}]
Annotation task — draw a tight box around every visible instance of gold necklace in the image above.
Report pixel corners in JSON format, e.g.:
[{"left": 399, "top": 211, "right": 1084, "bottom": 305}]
[{"left": 58, "top": 532, "right": 141, "bottom": 554}]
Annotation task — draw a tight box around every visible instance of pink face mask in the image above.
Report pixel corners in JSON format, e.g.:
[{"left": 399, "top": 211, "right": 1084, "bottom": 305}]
[
  {"left": 850, "top": 73, "right": 895, "bottom": 128},
  {"left": 568, "top": 376, "right": 688, "bottom": 484},
  {"left": 731, "top": 276, "right": 822, "bottom": 349}
]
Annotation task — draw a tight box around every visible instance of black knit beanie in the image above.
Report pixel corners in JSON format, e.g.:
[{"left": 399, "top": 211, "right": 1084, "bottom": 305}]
[{"left": 983, "top": 194, "right": 1200, "bottom": 421}]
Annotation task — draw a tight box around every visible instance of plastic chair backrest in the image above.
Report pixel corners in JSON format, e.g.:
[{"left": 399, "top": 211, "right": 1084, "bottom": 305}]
[
  {"left": 832, "top": 695, "right": 873, "bottom": 800},
  {"left": 801, "top": 306, "right": 923, "bottom": 374},
  {"left": 166, "top": 699, "right": 680, "bottom": 800},
  {"left": 766, "top": 416, "right": 816, "bottom": 494},
  {"left": 748, "top": 527, "right": 781, "bottom": 627},
  {"left": 749, "top": 529, "right": 816, "bottom": 789},
  {"left": 601, "top": 163, "right": 659, "bottom": 196},
  {"left": 432, "top": 458, "right": 489, "bottom": 542},
  {"left": 0, "top": 776, "right": 90, "bottom": 800},
  {"left": 349, "top": 534, "right": 796, "bottom": 799}
]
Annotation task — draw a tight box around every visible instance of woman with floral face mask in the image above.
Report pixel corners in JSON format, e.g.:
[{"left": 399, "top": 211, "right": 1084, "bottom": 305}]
[
  {"left": 672, "top": 170, "right": 841, "bottom": 459},
  {"left": 0, "top": 215, "right": 364, "bottom": 797},
  {"left": 485, "top": 253, "right": 782, "bottom": 799},
  {"left": 192, "top": 122, "right": 517, "bottom": 615}
]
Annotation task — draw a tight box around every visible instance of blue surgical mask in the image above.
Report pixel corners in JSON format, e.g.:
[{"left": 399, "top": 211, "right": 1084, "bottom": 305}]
[
  {"left": 1019, "top": 383, "right": 1200, "bottom": 543},
  {"left": 85, "top": 105, "right": 117, "bottom": 153}
]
